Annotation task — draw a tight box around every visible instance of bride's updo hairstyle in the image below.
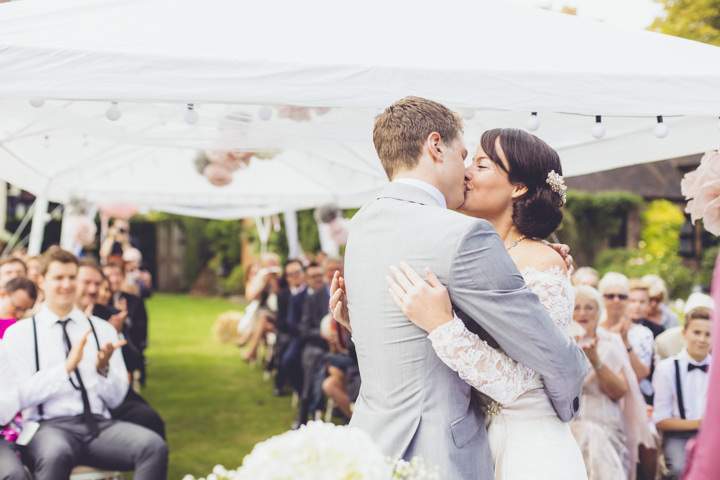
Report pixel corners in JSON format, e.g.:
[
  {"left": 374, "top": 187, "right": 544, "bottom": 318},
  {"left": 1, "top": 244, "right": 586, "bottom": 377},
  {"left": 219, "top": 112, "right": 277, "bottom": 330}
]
[{"left": 480, "top": 128, "right": 564, "bottom": 239}]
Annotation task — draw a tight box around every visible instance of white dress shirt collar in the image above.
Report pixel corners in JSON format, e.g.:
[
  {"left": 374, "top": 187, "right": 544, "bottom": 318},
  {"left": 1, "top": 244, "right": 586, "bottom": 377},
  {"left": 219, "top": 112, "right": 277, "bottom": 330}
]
[
  {"left": 290, "top": 284, "right": 307, "bottom": 296},
  {"left": 35, "top": 304, "right": 88, "bottom": 326},
  {"left": 392, "top": 178, "right": 447, "bottom": 209},
  {"left": 680, "top": 347, "right": 711, "bottom": 367}
]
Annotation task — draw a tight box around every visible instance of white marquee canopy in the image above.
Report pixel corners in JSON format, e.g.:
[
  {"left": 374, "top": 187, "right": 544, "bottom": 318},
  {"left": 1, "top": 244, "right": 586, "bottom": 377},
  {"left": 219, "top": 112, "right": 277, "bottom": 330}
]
[{"left": 1, "top": 0, "right": 719, "bottom": 225}]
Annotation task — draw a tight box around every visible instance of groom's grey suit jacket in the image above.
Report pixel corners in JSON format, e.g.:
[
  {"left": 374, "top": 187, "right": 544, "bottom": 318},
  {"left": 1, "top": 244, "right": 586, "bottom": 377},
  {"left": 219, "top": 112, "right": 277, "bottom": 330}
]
[{"left": 345, "top": 182, "right": 586, "bottom": 480}]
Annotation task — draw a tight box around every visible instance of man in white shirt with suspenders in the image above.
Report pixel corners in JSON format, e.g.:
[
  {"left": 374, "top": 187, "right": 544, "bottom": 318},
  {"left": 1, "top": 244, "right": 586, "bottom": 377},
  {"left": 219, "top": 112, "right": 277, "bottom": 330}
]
[{"left": 3, "top": 247, "right": 168, "bottom": 480}]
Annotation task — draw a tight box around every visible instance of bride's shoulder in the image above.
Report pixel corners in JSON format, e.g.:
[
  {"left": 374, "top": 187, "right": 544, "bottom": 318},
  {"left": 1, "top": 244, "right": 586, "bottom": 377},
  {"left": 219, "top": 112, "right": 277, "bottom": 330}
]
[{"left": 514, "top": 240, "right": 568, "bottom": 277}]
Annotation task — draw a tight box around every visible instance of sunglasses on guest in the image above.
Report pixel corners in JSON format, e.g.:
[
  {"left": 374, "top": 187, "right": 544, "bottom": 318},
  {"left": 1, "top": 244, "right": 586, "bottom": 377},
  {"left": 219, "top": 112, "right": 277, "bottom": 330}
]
[{"left": 603, "top": 293, "right": 628, "bottom": 300}]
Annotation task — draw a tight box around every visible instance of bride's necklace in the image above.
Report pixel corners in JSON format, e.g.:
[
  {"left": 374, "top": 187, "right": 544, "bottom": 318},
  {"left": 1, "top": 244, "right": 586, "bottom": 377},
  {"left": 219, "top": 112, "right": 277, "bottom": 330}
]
[{"left": 505, "top": 234, "right": 526, "bottom": 251}]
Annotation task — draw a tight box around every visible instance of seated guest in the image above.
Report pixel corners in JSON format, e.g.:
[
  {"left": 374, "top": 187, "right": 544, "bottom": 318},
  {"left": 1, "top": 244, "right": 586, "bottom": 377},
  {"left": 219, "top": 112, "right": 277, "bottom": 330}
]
[
  {"left": 122, "top": 248, "right": 153, "bottom": 299},
  {"left": 0, "top": 342, "right": 28, "bottom": 480},
  {"left": 572, "top": 266, "right": 599, "bottom": 289},
  {"left": 656, "top": 294, "right": 714, "bottom": 366},
  {"left": 642, "top": 275, "right": 680, "bottom": 330},
  {"left": 75, "top": 259, "right": 165, "bottom": 439},
  {"left": 294, "top": 257, "right": 343, "bottom": 429},
  {"left": 570, "top": 285, "right": 655, "bottom": 480},
  {"left": 321, "top": 317, "right": 358, "bottom": 421},
  {"left": 103, "top": 261, "right": 149, "bottom": 385},
  {"left": 652, "top": 307, "right": 713, "bottom": 480},
  {"left": 23, "top": 255, "right": 41, "bottom": 286},
  {"left": 0, "top": 277, "right": 37, "bottom": 337},
  {"left": 628, "top": 279, "right": 665, "bottom": 339},
  {"left": 3, "top": 247, "right": 167, "bottom": 479},
  {"left": 600, "top": 273, "right": 654, "bottom": 401},
  {"left": 0, "top": 257, "right": 27, "bottom": 288},
  {"left": 599, "top": 272, "right": 657, "bottom": 479},
  {"left": 271, "top": 260, "right": 308, "bottom": 396},
  {"left": 241, "top": 254, "right": 281, "bottom": 362},
  {"left": 103, "top": 261, "right": 148, "bottom": 353}
]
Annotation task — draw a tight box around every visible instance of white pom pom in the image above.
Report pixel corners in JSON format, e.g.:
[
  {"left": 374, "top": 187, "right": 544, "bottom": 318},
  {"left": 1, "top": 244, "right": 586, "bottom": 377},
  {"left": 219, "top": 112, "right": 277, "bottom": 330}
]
[
  {"left": 106, "top": 102, "right": 121, "bottom": 121},
  {"left": 29, "top": 98, "right": 45, "bottom": 108},
  {"left": 258, "top": 106, "right": 273, "bottom": 121}
]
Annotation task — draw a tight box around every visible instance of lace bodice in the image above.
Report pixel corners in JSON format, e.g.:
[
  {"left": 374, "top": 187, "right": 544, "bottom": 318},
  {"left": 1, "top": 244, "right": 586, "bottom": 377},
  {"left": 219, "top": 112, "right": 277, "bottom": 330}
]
[{"left": 427, "top": 265, "right": 574, "bottom": 404}]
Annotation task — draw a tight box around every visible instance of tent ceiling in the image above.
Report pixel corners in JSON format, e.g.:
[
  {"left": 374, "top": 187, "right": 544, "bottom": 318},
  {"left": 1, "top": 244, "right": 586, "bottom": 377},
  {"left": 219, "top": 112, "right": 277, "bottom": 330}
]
[{"left": 0, "top": 0, "right": 719, "bottom": 217}]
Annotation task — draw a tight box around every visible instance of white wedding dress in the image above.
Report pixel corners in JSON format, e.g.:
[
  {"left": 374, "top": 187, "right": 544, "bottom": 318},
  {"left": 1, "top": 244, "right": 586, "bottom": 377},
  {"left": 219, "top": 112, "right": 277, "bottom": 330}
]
[{"left": 427, "top": 265, "right": 587, "bottom": 480}]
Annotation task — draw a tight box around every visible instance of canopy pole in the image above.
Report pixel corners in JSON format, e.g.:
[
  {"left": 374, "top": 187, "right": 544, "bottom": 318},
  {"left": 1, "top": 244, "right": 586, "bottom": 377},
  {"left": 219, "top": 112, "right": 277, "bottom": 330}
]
[
  {"left": 28, "top": 194, "right": 49, "bottom": 255},
  {"left": 283, "top": 210, "right": 301, "bottom": 260}
]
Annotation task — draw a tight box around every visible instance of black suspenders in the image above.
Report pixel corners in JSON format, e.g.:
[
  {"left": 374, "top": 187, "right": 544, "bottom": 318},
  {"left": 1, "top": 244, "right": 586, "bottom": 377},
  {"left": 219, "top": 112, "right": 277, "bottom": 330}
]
[
  {"left": 31, "top": 316, "right": 101, "bottom": 419},
  {"left": 674, "top": 359, "right": 686, "bottom": 420}
]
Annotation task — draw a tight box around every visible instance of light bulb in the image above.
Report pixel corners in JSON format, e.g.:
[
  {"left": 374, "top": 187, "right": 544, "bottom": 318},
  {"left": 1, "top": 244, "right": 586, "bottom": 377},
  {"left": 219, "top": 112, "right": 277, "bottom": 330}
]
[
  {"left": 184, "top": 104, "right": 199, "bottom": 125},
  {"left": 591, "top": 116, "right": 605, "bottom": 139},
  {"left": 106, "top": 102, "right": 121, "bottom": 121},
  {"left": 654, "top": 116, "right": 669, "bottom": 139},
  {"left": 258, "top": 106, "right": 273, "bottom": 121},
  {"left": 463, "top": 109, "right": 476, "bottom": 120},
  {"left": 526, "top": 112, "right": 539, "bottom": 131},
  {"left": 29, "top": 98, "right": 45, "bottom": 108}
]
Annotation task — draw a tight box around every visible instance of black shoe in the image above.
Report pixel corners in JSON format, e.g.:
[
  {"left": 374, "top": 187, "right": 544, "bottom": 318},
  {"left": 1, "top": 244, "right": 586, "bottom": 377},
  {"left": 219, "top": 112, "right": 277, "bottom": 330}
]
[{"left": 273, "top": 387, "right": 289, "bottom": 397}]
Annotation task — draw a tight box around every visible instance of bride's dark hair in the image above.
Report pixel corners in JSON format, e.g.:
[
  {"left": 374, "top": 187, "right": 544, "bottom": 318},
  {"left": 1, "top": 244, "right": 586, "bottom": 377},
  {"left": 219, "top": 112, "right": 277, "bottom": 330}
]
[{"left": 480, "top": 128, "right": 564, "bottom": 239}]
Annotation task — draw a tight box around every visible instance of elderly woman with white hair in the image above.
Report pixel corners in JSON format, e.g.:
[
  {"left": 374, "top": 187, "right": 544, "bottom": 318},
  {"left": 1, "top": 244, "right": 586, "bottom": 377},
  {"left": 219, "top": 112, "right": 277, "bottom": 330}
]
[
  {"left": 571, "top": 285, "right": 655, "bottom": 480},
  {"left": 598, "top": 273, "right": 655, "bottom": 398}
]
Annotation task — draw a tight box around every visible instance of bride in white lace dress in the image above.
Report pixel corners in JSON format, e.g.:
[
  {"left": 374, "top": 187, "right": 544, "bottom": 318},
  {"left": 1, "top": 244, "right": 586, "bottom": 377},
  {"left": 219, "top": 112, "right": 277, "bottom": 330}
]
[{"left": 386, "top": 128, "right": 587, "bottom": 479}]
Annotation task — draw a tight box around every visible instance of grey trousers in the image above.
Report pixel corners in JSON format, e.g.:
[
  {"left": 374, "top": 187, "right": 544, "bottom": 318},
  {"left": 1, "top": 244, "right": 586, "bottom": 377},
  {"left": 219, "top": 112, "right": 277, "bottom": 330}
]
[
  {"left": 662, "top": 431, "right": 696, "bottom": 480},
  {"left": 21, "top": 415, "right": 167, "bottom": 480},
  {"left": 0, "top": 439, "right": 28, "bottom": 480}
]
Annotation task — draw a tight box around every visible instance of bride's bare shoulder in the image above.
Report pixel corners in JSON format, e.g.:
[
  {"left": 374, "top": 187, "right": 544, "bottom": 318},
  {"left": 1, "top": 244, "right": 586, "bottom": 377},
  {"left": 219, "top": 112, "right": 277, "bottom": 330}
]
[{"left": 512, "top": 240, "right": 568, "bottom": 274}]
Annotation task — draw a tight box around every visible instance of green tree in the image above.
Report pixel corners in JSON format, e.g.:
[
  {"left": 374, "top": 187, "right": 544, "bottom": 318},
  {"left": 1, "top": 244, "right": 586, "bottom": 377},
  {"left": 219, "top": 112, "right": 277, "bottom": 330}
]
[
  {"left": 560, "top": 190, "right": 643, "bottom": 266},
  {"left": 640, "top": 200, "right": 685, "bottom": 260},
  {"left": 650, "top": 0, "right": 720, "bottom": 47}
]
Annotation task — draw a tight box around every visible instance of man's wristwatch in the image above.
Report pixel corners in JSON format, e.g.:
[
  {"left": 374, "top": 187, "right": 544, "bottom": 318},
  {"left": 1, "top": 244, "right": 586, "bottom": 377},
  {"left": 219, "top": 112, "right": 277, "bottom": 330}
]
[{"left": 97, "top": 366, "right": 110, "bottom": 377}]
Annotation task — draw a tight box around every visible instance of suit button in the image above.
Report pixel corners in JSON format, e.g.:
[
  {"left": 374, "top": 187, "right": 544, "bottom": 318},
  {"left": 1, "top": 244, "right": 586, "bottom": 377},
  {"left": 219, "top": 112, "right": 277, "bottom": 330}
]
[{"left": 573, "top": 397, "right": 579, "bottom": 411}]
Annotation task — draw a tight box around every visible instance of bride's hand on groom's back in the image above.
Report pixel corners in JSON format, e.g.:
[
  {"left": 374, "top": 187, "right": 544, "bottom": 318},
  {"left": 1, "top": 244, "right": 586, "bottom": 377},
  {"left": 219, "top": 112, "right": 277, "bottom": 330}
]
[
  {"left": 329, "top": 271, "right": 351, "bottom": 333},
  {"left": 387, "top": 262, "right": 453, "bottom": 333},
  {"left": 541, "top": 241, "right": 574, "bottom": 274}
]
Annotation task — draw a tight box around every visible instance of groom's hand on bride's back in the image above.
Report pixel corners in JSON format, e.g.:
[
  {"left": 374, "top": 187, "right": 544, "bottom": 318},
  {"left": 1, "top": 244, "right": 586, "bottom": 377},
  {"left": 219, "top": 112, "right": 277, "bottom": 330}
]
[{"left": 329, "top": 271, "right": 351, "bottom": 333}]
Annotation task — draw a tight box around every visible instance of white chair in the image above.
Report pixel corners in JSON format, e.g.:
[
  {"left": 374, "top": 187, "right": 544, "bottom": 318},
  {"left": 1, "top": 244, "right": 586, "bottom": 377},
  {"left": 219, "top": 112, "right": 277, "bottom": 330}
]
[
  {"left": 24, "top": 466, "right": 124, "bottom": 480},
  {"left": 70, "top": 466, "right": 123, "bottom": 480}
]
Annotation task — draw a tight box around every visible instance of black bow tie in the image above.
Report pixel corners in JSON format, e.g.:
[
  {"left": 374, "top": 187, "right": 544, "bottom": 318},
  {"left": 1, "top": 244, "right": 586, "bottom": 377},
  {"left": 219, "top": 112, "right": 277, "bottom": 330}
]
[{"left": 688, "top": 363, "right": 708, "bottom": 373}]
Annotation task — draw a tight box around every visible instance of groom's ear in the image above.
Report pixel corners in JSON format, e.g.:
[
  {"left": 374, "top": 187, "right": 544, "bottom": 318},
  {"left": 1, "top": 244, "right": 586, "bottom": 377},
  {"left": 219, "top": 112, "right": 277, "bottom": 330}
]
[
  {"left": 426, "top": 132, "right": 444, "bottom": 164},
  {"left": 511, "top": 183, "right": 528, "bottom": 199}
]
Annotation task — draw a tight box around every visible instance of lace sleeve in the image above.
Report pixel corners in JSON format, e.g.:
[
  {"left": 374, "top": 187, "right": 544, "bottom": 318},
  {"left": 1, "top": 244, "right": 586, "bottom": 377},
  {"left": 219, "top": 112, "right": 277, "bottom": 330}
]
[
  {"left": 426, "top": 266, "right": 573, "bottom": 404},
  {"left": 521, "top": 265, "right": 574, "bottom": 332},
  {"left": 428, "top": 315, "right": 541, "bottom": 404}
]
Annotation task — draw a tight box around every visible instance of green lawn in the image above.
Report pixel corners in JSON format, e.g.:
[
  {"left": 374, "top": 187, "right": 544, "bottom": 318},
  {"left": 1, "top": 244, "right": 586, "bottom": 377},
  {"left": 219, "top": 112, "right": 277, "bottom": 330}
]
[{"left": 140, "top": 294, "right": 297, "bottom": 479}]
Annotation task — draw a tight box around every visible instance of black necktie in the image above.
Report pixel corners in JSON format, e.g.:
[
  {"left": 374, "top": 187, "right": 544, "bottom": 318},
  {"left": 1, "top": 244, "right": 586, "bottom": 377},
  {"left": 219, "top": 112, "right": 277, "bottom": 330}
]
[
  {"left": 688, "top": 363, "right": 708, "bottom": 373},
  {"left": 58, "top": 319, "right": 100, "bottom": 438}
]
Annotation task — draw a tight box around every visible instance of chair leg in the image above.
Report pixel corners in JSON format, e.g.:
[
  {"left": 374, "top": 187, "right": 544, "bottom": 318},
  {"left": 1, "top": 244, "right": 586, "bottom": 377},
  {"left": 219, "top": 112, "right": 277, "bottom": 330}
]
[{"left": 324, "top": 398, "right": 335, "bottom": 423}]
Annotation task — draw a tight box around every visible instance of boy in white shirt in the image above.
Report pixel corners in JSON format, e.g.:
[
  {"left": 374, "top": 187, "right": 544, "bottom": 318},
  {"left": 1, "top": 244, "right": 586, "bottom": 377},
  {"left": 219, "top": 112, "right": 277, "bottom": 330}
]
[{"left": 652, "top": 307, "right": 712, "bottom": 480}]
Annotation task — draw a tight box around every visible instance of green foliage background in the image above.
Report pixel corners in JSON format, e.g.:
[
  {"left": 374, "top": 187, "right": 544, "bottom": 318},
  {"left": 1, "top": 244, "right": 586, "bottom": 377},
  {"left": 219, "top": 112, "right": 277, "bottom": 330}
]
[{"left": 650, "top": 0, "right": 720, "bottom": 46}]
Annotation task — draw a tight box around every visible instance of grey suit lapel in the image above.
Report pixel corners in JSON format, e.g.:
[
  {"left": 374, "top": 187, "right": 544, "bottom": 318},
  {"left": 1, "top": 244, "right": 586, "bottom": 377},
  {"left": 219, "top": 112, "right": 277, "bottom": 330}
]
[{"left": 377, "top": 181, "right": 444, "bottom": 207}]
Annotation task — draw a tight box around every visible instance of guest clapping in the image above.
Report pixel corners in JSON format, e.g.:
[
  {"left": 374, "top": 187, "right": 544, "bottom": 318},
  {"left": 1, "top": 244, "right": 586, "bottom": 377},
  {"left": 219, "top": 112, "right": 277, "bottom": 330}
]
[{"left": 570, "top": 285, "right": 654, "bottom": 480}]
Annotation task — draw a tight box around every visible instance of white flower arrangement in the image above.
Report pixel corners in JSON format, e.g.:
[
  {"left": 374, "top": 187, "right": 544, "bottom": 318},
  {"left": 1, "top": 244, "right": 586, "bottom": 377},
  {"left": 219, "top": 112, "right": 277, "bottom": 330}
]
[{"left": 183, "top": 421, "right": 439, "bottom": 480}]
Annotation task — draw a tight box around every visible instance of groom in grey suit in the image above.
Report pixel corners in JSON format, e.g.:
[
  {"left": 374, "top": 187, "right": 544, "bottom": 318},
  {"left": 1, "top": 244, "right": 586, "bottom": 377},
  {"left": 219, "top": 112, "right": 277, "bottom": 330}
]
[{"left": 343, "top": 97, "right": 586, "bottom": 479}]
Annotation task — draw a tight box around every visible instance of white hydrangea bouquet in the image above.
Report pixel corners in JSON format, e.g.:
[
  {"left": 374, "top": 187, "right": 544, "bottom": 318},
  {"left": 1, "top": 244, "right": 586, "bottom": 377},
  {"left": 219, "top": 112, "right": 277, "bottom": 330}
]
[{"left": 183, "top": 421, "right": 439, "bottom": 480}]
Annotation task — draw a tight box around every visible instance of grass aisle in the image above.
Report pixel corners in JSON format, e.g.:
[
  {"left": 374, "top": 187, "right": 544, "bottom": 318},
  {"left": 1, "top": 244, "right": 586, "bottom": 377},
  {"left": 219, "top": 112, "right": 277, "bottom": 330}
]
[{"left": 141, "top": 294, "right": 297, "bottom": 479}]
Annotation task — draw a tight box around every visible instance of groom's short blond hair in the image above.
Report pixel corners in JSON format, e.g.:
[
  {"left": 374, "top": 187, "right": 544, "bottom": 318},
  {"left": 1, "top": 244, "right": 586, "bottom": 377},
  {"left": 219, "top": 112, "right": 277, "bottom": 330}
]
[{"left": 373, "top": 96, "right": 463, "bottom": 180}]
